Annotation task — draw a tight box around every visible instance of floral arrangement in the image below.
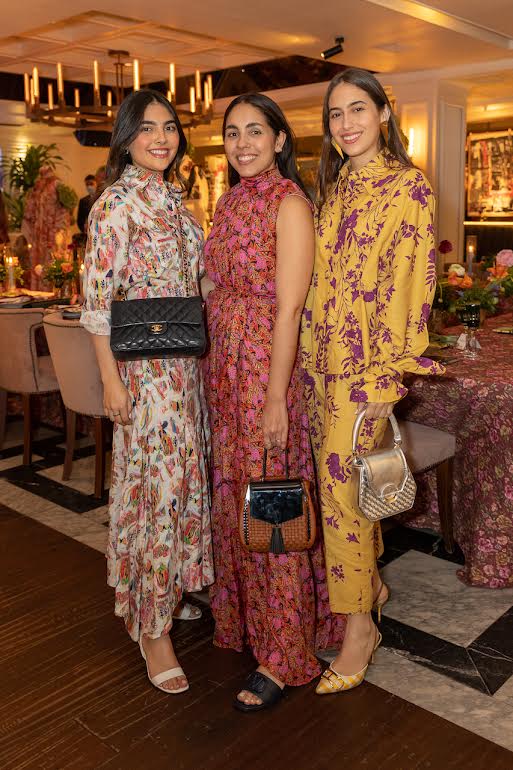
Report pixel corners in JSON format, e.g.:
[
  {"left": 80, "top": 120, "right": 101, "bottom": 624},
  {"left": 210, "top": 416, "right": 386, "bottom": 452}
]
[
  {"left": 489, "top": 249, "right": 513, "bottom": 297},
  {"left": 433, "top": 244, "right": 513, "bottom": 322},
  {"left": 38, "top": 256, "right": 78, "bottom": 287}
]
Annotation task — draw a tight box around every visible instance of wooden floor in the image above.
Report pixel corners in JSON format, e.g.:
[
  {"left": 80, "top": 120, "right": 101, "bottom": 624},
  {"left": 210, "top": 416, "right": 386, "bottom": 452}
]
[{"left": 1, "top": 505, "right": 512, "bottom": 770}]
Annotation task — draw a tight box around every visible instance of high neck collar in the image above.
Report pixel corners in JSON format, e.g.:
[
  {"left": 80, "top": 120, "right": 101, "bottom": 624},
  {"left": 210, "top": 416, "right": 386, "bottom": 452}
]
[
  {"left": 122, "top": 163, "right": 182, "bottom": 200},
  {"left": 239, "top": 166, "right": 282, "bottom": 191},
  {"left": 338, "top": 149, "right": 401, "bottom": 193}
]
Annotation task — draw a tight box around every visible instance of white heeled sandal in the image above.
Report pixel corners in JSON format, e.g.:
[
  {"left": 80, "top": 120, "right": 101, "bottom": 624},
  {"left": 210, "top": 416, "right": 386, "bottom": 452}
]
[{"left": 139, "top": 639, "right": 189, "bottom": 694}]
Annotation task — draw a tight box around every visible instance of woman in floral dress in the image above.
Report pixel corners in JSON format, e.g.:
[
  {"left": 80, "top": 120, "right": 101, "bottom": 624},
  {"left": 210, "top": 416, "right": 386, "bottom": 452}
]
[
  {"left": 202, "top": 93, "right": 345, "bottom": 711},
  {"left": 81, "top": 90, "right": 213, "bottom": 694},
  {"left": 302, "top": 69, "right": 443, "bottom": 695}
]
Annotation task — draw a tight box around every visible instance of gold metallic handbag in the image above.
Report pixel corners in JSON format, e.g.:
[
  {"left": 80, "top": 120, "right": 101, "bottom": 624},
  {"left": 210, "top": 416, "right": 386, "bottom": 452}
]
[{"left": 352, "top": 410, "right": 416, "bottom": 522}]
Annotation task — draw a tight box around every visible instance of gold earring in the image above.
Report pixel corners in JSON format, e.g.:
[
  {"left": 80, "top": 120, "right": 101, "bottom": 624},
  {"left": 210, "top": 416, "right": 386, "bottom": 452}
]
[{"left": 380, "top": 120, "right": 389, "bottom": 145}]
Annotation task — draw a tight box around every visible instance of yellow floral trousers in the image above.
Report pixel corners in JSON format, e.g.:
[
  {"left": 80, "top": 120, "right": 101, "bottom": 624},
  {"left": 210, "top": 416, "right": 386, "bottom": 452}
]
[{"left": 306, "top": 372, "right": 389, "bottom": 614}]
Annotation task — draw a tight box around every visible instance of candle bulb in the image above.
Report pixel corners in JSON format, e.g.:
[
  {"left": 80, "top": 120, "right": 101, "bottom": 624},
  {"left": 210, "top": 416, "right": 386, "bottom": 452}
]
[
  {"left": 24, "top": 73, "right": 30, "bottom": 104},
  {"left": 204, "top": 80, "right": 210, "bottom": 111},
  {"left": 57, "top": 63, "right": 64, "bottom": 102},
  {"left": 47, "top": 83, "right": 54, "bottom": 110},
  {"left": 29, "top": 77, "right": 34, "bottom": 106},
  {"left": 167, "top": 89, "right": 172, "bottom": 102},
  {"left": 169, "top": 63, "right": 176, "bottom": 101},
  {"left": 32, "top": 67, "right": 39, "bottom": 101},
  {"left": 5, "top": 256, "right": 16, "bottom": 293},
  {"left": 207, "top": 74, "right": 213, "bottom": 105},
  {"left": 93, "top": 60, "right": 100, "bottom": 104},
  {"left": 195, "top": 69, "right": 201, "bottom": 101},
  {"left": 133, "top": 59, "right": 140, "bottom": 91},
  {"left": 74, "top": 88, "right": 80, "bottom": 109},
  {"left": 189, "top": 85, "right": 196, "bottom": 113},
  {"left": 106, "top": 89, "right": 112, "bottom": 117}
]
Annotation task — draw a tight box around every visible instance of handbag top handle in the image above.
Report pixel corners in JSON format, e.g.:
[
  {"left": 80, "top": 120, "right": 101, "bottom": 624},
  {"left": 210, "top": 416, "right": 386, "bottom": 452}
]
[
  {"left": 114, "top": 210, "right": 193, "bottom": 301},
  {"left": 262, "top": 448, "right": 290, "bottom": 480},
  {"left": 351, "top": 409, "right": 402, "bottom": 459}
]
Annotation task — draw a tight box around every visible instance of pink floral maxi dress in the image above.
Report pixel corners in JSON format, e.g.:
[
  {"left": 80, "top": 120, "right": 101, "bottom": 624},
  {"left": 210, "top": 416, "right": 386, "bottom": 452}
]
[
  {"left": 81, "top": 165, "right": 214, "bottom": 641},
  {"left": 203, "top": 168, "right": 345, "bottom": 686}
]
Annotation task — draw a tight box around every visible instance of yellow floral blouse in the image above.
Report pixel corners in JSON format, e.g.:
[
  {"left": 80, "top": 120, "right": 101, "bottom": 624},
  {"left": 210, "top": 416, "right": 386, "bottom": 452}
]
[{"left": 302, "top": 150, "right": 443, "bottom": 404}]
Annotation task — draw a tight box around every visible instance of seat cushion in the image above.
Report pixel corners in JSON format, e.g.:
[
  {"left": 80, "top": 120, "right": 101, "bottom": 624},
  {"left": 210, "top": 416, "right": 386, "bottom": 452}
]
[
  {"left": 383, "top": 420, "right": 456, "bottom": 473},
  {"left": 37, "top": 355, "right": 59, "bottom": 393}
]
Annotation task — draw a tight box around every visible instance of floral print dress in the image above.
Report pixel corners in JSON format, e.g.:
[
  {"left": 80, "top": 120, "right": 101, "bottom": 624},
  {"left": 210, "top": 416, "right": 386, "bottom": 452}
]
[
  {"left": 203, "top": 168, "right": 345, "bottom": 686},
  {"left": 302, "top": 150, "right": 444, "bottom": 614},
  {"left": 81, "top": 164, "right": 214, "bottom": 641}
]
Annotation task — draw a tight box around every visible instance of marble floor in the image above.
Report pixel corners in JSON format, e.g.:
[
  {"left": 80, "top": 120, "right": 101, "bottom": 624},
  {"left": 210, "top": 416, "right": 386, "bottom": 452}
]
[{"left": 2, "top": 417, "right": 513, "bottom": 757}]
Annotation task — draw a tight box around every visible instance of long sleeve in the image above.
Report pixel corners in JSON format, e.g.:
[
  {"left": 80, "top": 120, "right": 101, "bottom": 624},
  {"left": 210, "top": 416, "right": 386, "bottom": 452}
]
[
  {"left": 80, "top": 193, "right": 127, "bottom": 336},
  {"left": 349, "top": 180, "right": 443, "bottom": 405}
]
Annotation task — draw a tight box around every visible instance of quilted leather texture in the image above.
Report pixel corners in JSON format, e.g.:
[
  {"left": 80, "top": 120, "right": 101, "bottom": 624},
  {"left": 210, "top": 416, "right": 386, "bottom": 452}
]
[{"left": 110, "top": 296, "right": 206, "bottom": 360}]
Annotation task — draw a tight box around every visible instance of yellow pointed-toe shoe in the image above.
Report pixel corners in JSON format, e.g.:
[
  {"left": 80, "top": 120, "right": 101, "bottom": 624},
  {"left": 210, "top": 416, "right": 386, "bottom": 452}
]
[{"left": 316, "top": 631, "right": 382, "bottom": 695}]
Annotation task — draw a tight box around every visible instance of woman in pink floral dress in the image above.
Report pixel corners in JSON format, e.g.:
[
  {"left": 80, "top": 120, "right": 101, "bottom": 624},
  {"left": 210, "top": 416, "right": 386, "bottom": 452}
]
[
  {"left": 202, "top": 93, "right": 345, "bottom": 711},
  {"left": 81, "top": 90, "right": 213, "bottom": 694}
]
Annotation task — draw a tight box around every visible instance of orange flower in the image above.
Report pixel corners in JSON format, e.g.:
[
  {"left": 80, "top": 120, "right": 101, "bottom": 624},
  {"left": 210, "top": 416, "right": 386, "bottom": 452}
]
[
  {"left": 448, "top": 273, "right": 463, "bottom": 286},
  {"left": 487, "top": 265, "right": 509, "bottom": 279},
  {"left": 61, "top": 261, "right": 73, "bottom": 274},
  {"left": 460, "top": 274, "right": 473, "bottom": 288}
]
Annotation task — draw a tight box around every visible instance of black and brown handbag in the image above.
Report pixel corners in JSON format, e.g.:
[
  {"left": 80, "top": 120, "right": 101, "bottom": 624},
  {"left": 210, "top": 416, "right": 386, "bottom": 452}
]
[{"left": 238, "top": 449, "right": 317, "bottom": 554}]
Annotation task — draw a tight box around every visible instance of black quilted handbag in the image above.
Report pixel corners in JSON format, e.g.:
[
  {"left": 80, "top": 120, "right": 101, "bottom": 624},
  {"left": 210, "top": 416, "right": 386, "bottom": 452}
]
[{"left": 110, "top": 212, "right": 207, "bottom": 361}]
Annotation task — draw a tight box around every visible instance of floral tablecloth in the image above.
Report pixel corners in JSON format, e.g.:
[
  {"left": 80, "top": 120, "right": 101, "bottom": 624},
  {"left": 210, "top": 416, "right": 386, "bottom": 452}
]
[{"left": 398, "top": 313, "right": 513, "bottom": 588}]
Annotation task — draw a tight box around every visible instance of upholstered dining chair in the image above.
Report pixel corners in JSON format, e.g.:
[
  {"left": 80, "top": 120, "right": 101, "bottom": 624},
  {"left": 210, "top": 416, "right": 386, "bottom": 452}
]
[
  {"left": 0, "top": 308, "right": 60, "bottom": 464},
  {"left": 43, "top": 312, "right": 109, "bottom": 498},
  {"left": 385, "top": 419, "right": 457, "bottom": 552}
]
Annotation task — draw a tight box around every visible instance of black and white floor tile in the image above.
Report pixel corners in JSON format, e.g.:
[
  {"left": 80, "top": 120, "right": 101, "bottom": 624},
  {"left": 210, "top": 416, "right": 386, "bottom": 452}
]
[{"left": 2, "top": 417, "right": 513, "bottom": 753}]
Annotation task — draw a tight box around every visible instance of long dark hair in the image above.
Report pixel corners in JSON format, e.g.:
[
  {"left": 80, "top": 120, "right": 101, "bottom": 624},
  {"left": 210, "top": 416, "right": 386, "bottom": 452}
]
[
  {"left": 105, "top": 89, "right": 187, "bottom": 188},
  {"left": 222, "top": 92, "right": 308, "bottom": 196},
  {"left": 317, "top": 68, "right": 412, "bottom": 211}
]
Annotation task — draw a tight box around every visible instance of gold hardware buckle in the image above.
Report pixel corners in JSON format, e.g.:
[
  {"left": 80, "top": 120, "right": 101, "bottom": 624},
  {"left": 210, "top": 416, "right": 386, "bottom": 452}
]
[{"left": 150, "top": 323, "right": 164, "bottom": 333}]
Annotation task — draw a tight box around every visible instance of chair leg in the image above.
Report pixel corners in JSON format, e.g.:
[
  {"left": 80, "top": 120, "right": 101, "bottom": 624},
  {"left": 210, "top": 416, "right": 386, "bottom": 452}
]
[
  {"left": 0, "top": 389, "right": 7, "bottom": 450},
  {"left": 63, "top": 408, "right": 76, "bottom": 481},
  {"left": 93, "top": 417, "right": 106, "bottom": 498},
  {"left": 22, "top": 393, "right": 33, "bottom": 466},
  {"left": 436, "top": 457, "right": 455, "bottom": 553}
]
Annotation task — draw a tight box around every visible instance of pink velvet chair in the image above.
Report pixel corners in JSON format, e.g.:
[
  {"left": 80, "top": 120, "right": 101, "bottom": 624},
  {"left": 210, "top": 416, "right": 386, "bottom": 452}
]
[
  {"left": 43, "top": 312, "right": 109, "bottom": 498},
  {"left": 0, "top": 308, "right": 59, "bottom": 464}
]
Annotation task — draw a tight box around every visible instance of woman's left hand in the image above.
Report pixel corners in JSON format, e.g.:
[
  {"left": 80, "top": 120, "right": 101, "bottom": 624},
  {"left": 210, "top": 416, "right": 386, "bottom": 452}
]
[
  {"left": 357, "top": 401, "right": 396, "bottom": 420},
  {"left": 262, "top": 396, "right": 289, "bottom": 450}
]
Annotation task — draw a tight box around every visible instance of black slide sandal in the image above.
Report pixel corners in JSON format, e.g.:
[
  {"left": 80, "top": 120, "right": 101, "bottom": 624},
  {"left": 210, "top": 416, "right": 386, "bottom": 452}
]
[{"left": 233, "top": 670, "right": 285, "bottom": 712}]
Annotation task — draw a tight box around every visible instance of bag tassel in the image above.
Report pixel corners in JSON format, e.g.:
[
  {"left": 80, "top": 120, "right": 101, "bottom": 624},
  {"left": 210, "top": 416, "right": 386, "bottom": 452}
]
[{"left": 270, "top": 526, "right": 285, "bottom": 554}]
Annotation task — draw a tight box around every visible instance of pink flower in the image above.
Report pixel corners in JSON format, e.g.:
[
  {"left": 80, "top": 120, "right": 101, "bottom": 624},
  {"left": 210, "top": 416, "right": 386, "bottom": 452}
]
[
  {"left": 34, "top": 264, "right": 43, "bottom": 277},
  {"left": 438, "top": 239, "right": 453, "bottom": 254},
  {"left": 496, "top": 249, "right": 513, "bottom": 267},
  {"left": 61, "top": 262, "right": 73, "bottom": 274}
]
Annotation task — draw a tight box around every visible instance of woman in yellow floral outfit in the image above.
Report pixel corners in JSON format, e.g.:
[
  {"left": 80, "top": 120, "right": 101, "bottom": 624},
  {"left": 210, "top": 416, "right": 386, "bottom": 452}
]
[{"left": 302, "top": 68, "right": 443, "bottom": 693}]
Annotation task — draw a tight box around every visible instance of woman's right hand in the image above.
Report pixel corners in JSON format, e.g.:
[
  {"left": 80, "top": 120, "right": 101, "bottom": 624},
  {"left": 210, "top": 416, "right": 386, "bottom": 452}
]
[{"left": 103, "top": 376, "right": 132, "bottom": 426}]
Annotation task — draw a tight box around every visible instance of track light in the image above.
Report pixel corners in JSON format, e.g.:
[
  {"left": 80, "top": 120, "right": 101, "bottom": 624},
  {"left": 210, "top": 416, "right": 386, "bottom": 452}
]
[{"left": 321, "top": 36, "right": 345, "bottom": 60}]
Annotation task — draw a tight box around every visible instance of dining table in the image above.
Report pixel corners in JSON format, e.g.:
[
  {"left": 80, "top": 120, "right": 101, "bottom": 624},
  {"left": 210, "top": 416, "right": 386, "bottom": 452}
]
[{"left": 398, "top": 312, "right": 513, "bottom": 589}]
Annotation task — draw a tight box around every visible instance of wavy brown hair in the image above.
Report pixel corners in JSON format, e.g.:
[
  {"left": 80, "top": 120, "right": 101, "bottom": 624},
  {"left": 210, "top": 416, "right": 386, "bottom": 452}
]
[
  {"left": 317, "top": 68, "right": 412, "bottom": 211},
  {"left": 105, "top": 89, "right": 187, "bottom": 189}
]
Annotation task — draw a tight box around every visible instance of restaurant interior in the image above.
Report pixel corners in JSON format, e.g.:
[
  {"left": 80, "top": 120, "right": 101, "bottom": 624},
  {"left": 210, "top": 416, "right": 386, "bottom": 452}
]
[{"left": 1, "top": 1, "right": 513, "bottom": 767}]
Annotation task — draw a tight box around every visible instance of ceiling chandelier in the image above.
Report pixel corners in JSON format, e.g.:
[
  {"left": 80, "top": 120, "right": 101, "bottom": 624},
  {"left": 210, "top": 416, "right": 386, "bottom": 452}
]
[{"left": 23, "top": 50, "right": 214, "bottom": 130}]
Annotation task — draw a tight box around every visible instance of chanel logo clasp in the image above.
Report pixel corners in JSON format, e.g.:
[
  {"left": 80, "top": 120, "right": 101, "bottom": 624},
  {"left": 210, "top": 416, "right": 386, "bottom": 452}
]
[{"left": 150, "top": 323, "right": 164, "bottom": 333}]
